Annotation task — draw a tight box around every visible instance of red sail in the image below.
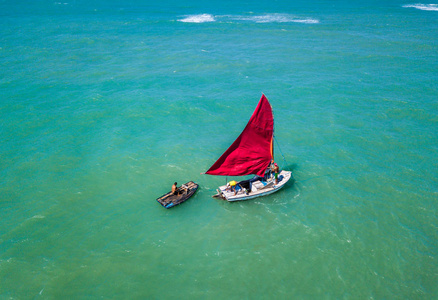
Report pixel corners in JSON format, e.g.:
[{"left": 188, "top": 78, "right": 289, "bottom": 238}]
[{"left": 206, "top": 94, "right": 274, "bottom": 177}]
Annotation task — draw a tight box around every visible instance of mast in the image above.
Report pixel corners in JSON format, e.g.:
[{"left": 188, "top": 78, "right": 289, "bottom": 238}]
[{"left": 271, "top": 97, "right": 275, "bottom": 163}]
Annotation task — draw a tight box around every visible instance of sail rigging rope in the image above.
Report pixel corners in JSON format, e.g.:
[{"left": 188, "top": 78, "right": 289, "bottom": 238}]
[{"left": 274, "top": 135, "right": 288, "bottom": 168}]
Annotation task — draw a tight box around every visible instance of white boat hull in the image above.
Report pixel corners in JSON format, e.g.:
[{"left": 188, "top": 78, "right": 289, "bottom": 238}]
[{"left": 216, "top": 170, "right": 292, "bottom": 202}]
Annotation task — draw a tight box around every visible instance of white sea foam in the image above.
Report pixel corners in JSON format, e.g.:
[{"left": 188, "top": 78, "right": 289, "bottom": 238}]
[
  {"left": 290, "top": 18, "right": 320, "bottom": 24},
  {"left": 31, "top": 215, "right": 45, "bottom": 219},
  {"left": 232, "top": 14, "right": 319, "bottom": 24},
  {"left": 177, "top": 13, "right": 319, "bottom": 24},
  {"left": 403, "top": 3, "right": 438, "bottom": 11},
  {"left": 178, "top": 14, "right": 216, "bottom": 23}
]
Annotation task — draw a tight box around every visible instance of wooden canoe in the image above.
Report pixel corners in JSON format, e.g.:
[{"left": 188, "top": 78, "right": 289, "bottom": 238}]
[{"left": 156, "top": 181, "right": 199, "bottom": 209}]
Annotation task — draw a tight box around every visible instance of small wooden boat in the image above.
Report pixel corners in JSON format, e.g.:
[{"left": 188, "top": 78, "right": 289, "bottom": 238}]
[{"left": 156, "top": 181, "right": 199, "bottom": 209}]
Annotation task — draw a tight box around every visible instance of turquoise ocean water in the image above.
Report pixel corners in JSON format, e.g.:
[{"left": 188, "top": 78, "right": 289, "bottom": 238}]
[{"left": 1, "top": 0, "right": 437, "bottom": 298}]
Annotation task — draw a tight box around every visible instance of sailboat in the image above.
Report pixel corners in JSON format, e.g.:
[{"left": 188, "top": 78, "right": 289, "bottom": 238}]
[{"left": 205, "top": 94, "right": 292, "bottom": 201}]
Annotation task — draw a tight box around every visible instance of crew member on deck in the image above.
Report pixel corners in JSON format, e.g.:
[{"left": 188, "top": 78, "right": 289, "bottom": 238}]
[
  {"left": 273, "top": 163, "right": 280, "bottom": 184},
  {"left": 267, "top": 159, "right": 275, "bottom": 178},
  {"left": 226, "top": 180, "right": 237, "bottom": 192}
]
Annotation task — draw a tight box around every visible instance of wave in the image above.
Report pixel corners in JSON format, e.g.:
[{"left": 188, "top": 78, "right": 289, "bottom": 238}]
[
  {"left": 31, "top": 215, "right": 45, "bottom": 219},
  {"left": 402, "top": 3, "right": 438, "bottom": 11},
  {"left": 177, "top": 13, "right": 319, "bottom": 24},
  {"left": 178, "top": 14, "right": 216, "bottom": 23},
  {"left": 229, "top": 13, "right": 319, "bottom": 24}
]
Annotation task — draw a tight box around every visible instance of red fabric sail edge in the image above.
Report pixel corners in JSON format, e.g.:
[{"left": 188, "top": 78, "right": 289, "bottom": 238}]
[{"left": 205, "top": 94, "right": 274, "bottom": 177}]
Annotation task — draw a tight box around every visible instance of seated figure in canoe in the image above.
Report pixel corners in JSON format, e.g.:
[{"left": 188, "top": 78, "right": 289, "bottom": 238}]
[{"left": 172, "top": 182, "right": 190, "bottom": 195}]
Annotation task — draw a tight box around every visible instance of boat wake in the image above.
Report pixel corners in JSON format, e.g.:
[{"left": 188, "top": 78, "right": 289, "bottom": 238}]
[
  {"left": 178, "top": 13, "right": 319, "bottom": 24},
  {"left": 402, "top": 3, "right": 438, "bottom": 11}
]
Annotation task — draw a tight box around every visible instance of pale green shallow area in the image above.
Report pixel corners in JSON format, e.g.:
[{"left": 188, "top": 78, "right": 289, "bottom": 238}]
[{"left": 0, "top": 0, "right": 437, "bottom": 298}]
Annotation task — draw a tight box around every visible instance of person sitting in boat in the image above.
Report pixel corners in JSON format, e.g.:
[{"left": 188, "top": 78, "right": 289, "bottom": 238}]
[
  {"left": 172, "top": 182, "right": 180, "bottom": 195},
  {"left": 226, "top": 180, "right": 237, "bottom": 192},
  {"left": 173, "top": 182, "right": 189, "bottom": 195},
  {"left": 234, "top": 183, "right": 242, "bottom": 195},
  {"left": 264, "top": 169, "right": 271, "bottom": 180},
  {"left": 265, "top": 159, "right": 276, "bottom": 179},
  {"left": 270, "top": 159, "right": 276, "bottom": 172}
]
